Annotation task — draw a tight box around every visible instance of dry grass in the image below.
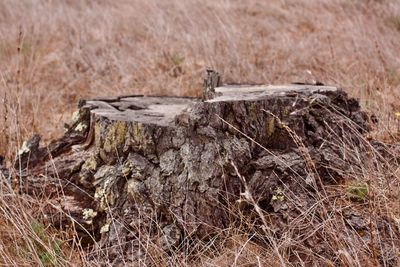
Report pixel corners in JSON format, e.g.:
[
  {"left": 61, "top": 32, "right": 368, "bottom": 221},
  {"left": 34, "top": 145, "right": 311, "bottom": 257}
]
[
  {"left": 0, "top": 0, "right": 399, "bottom": 266},
  {"left": 0, "top": 180, "right": 85, "bottom": 266}
]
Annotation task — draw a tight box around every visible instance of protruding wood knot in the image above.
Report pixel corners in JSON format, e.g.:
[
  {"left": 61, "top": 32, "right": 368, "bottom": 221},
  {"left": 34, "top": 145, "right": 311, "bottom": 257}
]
[{"left": 203, "top": 69, "right": 222, "bottom": 100}]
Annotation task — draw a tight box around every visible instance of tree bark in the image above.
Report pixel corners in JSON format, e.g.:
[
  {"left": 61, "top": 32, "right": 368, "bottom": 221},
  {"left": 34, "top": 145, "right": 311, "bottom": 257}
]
[{"left": 15, "top": 84, "right": 376, "bottom": 261}]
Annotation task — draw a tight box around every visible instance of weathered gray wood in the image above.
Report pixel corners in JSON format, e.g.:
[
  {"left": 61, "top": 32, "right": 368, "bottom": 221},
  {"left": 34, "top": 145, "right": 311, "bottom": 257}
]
[
  {"left": 15, "top": 82, "right": 383, "bottom": 263},
  {"left": 203, "top": 69, "right": 222, "bottom": 100}
]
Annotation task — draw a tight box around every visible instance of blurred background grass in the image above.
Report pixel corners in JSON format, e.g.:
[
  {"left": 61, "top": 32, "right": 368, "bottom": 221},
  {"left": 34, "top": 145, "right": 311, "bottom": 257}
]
[{"left": 0, "top": 0, "right": 399, "bottom": 157}]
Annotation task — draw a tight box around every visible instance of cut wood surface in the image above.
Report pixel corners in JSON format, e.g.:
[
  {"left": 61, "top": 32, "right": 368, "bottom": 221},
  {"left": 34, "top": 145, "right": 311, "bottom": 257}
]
[{"left": 13, "top": 82, "right": 397, "bottom": 263}]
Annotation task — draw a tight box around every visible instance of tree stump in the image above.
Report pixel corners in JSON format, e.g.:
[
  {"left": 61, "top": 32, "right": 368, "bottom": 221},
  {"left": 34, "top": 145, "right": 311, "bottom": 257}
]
[{"left": 15, "top": 82, "right": 374, "bottom": 261}]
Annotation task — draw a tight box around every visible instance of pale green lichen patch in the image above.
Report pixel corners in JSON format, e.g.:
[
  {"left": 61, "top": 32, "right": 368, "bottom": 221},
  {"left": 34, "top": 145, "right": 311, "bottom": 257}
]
[
  {"left": 271, "top": 187, "right": 285, "bottom": 202},
  {"left": 94, "top": 174, "right": 116, "bottom": 211},
  {"left": 265, "top": 116, "right": 275, "bottom": 139},
  {"left": 130, "top": 122, "right": 153, "bottom": 150},
  {"left": 82, "top": 208, "right": 98, "bottom": 224},
  {"left": 94, "top": 187, "right": 105, "bottom": 200},
  {"left": 100, "top": 223, "right": 110, "bottom": 234},
  {"left": 102, "top": 121, "right": 128, "bottom": 154},
  {"left": 122, "top": 161, "right": 132, "bottom": 177},
  {"left": 94, "top": 124, "right": 101, "bottom": 147},
  {"left": 74, "top": 122, "right": 87, "bottom": 132},
  {"left": 71, "top": 110, "right": 81, "bottom": 125},
  {"left": 96, "top": 190, "right": 110, "bottom": 211},
  {"left": 18, "top": 141, "right": 30, "bottom": 155},
  {"left": 132, "top": 122, "right": 142, "bottom": 142},
  {"left": 81, "top": 156, "right": 98, "bottom": 172},
  {"left": 99, "top": 121, "right": 128, "bottom": 163}
]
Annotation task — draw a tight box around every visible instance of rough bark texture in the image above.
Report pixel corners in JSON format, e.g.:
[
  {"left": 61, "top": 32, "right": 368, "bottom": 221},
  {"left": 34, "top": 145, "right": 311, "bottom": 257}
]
[{"left": 10, "top": 84, "right": 399, "bottom": 264}]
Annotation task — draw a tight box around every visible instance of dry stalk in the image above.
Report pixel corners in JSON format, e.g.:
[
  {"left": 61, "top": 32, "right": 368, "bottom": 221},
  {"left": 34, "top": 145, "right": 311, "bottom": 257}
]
[{"left": 230, "top": 160, "right": 286, "bottom": 267}]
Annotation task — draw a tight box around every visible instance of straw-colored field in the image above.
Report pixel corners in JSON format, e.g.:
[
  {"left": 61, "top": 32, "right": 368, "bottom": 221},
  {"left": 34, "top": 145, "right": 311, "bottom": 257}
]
[{"left": 0, "top": 0, "right": 399, "bottom": 266}]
